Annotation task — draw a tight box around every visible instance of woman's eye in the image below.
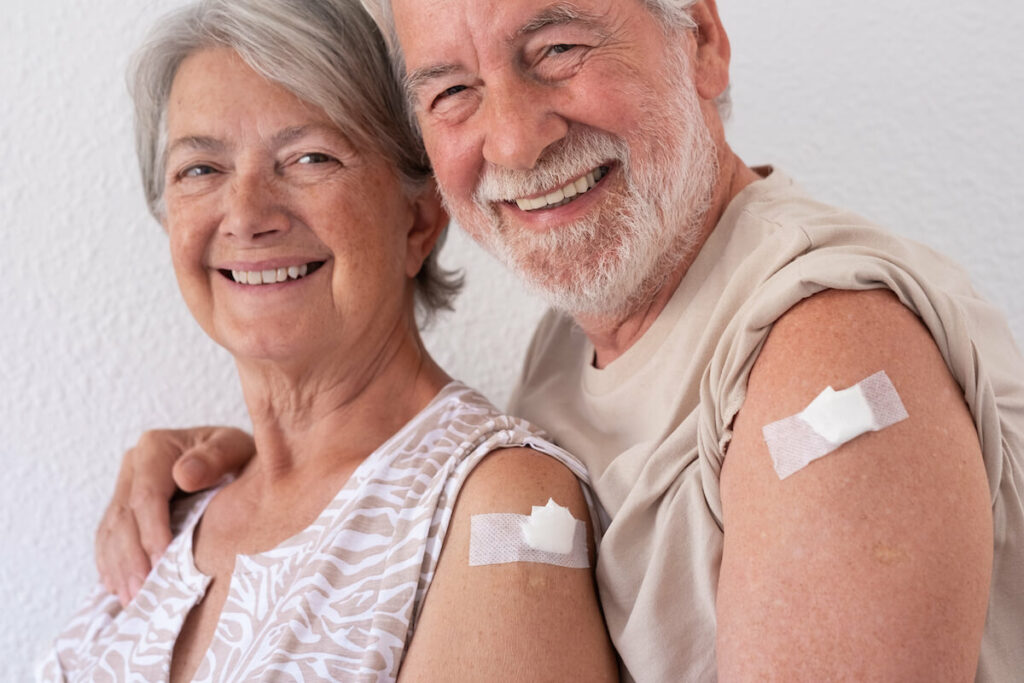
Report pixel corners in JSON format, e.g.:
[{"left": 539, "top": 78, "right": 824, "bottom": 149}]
[
  {"left": 297, "top": 152, "right": 333, "bottom": 165},
  {"left": 181, "top": 164, "right": 216, "bottom": 178}
]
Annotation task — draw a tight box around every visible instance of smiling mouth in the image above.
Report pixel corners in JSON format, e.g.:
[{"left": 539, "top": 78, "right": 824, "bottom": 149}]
[
  {"left": 511, "top": 165, "right": 610, "bottom": 212},
  {"left": 219, "top": 261, "right": 325, "bottom": 286}
]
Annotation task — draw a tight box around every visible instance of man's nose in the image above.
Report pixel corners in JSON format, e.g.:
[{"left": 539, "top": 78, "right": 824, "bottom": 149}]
[
  {"left": 219, "top": 170, "right": 289, "bottom": 241},
  {"left": 480, "top": 79, "right": 568, "bottom": 170}
]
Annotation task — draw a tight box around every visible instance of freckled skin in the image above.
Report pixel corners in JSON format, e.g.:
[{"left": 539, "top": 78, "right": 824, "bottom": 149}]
[
  {"left": 160, "top": 48, "right": 454, "bottom": 683},
  {"left": 164, "top": 48, "right": 420, "bottom": 369}
]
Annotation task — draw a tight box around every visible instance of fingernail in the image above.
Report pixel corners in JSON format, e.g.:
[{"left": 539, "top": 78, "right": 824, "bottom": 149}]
[
  {"left": 129, "top": 575, "right": 144, "bottom": 598},
  {"left": 180, "top": 456, "right": 208, "bottom": 482}
]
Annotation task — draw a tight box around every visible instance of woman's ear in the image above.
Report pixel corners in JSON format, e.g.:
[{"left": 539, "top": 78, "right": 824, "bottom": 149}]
[{"left": 404, "top": 178, "right": 450, "bottom": 279}]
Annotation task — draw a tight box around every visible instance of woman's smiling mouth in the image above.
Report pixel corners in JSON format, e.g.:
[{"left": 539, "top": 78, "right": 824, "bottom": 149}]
[{"left": 219, "top": 261, "right": 325, "bottom": 285}]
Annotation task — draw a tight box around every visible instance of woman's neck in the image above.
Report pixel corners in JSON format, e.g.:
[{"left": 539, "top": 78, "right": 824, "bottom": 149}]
[{"left": 232, "top": 315, "right": 450, "bottom": 494}]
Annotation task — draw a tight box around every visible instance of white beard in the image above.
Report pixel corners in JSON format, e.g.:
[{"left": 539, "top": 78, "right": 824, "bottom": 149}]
[{"left": 439, "top": 50, "right": 719, "bottom": 319}]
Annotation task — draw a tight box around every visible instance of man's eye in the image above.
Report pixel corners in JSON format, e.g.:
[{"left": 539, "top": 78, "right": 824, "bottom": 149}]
[
  {"left": 434, "top": 84, "right": 468, "bottom": 105},
  {"left": 297, "top": 152, "right": 333, "bottom": 164},
  {"left": 547, "top": 44, "right": 577, "bottom": 56}
]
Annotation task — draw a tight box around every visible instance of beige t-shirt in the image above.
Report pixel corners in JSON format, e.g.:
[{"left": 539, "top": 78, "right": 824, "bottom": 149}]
[
  {"left": 510, "top": 168, "right": 1024, "bottom": 681},
  {"left": 42, "top": 382, "right": 595, "bottom": 682}
]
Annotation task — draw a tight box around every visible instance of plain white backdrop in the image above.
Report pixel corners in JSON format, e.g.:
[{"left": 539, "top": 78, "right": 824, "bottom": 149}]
[{"left": 2, "top": 1, "right": 1022, "bottom": 677}]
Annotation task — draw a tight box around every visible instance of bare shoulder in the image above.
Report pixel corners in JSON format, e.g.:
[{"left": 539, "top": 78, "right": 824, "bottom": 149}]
[
  {"left": 451, "top": 446, "right": 591, "bottom": 520},
  {"left": 398, "top": 446, "right": 616, "bottom": 682},
  {"left": 718, "top": 288, "right": 992, "bottom": 679}
]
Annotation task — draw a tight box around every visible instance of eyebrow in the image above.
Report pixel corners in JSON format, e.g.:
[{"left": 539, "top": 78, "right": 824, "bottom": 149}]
[
  {"left": 165, "top": 135, "right": 226, "bottom": 158},
  {"left": 404, "top": 64, "right": 463, "bottom": 99},
  {"left": 516, "top": 2, "right": 604, "bottom": 37},
  {"left": 166, "top": 124, "right": 344, "bottom": 157}
]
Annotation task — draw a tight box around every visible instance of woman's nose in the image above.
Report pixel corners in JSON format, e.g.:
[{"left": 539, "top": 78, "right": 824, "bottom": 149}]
[{"left": 219, "top": 171, "right": 290, "bottom": 241}]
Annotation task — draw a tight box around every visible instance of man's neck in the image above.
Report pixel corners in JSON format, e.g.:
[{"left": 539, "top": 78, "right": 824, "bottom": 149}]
[{"left": 579, "top": 153, "right": 760, "bottom": 368}]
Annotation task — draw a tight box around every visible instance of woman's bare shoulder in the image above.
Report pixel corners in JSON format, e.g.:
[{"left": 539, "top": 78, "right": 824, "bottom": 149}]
[{"left": 399, "top": 445, "right": 617, "bottom": 682}]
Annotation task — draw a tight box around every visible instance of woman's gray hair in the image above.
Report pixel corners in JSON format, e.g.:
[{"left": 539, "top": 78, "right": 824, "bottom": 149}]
[
  {"left": 130, "top": 0, "right": 462, "bottom": 318},
  {"left": 360, "top": 0, "right": 729, "bottom": 119}
]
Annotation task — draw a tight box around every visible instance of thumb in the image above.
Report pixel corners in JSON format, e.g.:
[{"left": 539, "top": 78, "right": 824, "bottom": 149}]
[{"left": 172, "top": 427, "right": 255, "bottom": 492}]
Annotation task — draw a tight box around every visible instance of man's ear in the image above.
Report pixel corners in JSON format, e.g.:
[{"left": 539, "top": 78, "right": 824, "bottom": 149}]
[
  {"left": 689, "top": 0, "right": 731, "bottom": 102},
  {"left": 404, "top": 178, "right": 450, "bottom": 279}
]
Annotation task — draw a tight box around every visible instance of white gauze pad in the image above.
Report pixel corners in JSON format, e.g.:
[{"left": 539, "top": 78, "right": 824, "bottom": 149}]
[
  {"left": 469, "top": 499, "right": 589, "bottom": 568},
  {"left": 762, "top": 370, "right": 909, "bottom": 480}
]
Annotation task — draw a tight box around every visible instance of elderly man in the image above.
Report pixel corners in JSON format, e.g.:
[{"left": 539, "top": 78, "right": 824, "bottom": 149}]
[{"left": 100, "top": 0, "right": 1024, "bottom": 679}]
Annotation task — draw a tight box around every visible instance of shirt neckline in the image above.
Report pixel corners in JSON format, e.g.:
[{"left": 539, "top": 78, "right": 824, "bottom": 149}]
[
  {"left": 579, "top": 167, "right": 785, "bottom": 396},
  {"left": 173, "top": 380, "right": 470, "bottom": 582}
]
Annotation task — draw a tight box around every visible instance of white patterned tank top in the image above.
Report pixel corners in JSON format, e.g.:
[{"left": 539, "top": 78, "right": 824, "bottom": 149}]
[{"left": 41, "top": 382, "right": 596, "bottom": 682}]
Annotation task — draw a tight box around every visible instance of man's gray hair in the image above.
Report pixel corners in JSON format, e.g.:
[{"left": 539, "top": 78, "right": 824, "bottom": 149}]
[
  {"left": 360, "top": 0, "right": 728, "bottom": 117},
  {"left": 642, "top": 0, "right": 700, "bottom": 29},
  {"left": 130, "top": 0, "right": 461, "bottom": 317}
]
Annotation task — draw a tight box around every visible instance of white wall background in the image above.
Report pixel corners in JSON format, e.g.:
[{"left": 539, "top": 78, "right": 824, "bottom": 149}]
[{"left": 2, "top": 0, "right": 1021, "bottom": 677}]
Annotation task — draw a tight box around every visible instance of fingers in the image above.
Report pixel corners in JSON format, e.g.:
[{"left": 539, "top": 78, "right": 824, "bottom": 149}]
[
  {"left": 95, "top": 447, "right": 161, "bottom": 607},
  {"left": 96, "top": 501, "right": 153, "bottom": 607},
  {"left": 95, "top": 429, "right": 185, "bottom": 605},
  {"left": 94, "top": 426, "right": 255, "bottom": 606},
  {"left": 172, "top": 427, "right": 256, "bottom": 492},
  {"left": 128, "top": 431, "right": 185, "bottom": 566}
]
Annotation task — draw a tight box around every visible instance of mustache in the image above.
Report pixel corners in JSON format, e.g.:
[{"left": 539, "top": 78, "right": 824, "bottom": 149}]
[{"left": 472, "top": 128, "right": 628, "bottom": 206}]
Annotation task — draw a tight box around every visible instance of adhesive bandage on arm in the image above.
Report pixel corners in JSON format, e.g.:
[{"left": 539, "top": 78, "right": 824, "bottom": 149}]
[
  {"left": 762, "top": 370, "right": 909, "bottom": 480},
  {"left": 469, "top": 499, "right": 589, "bottom": 568}
]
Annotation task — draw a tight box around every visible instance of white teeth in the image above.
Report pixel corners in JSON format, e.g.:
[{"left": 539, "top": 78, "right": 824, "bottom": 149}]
[
  {"left": 230, "top": 263, "right": 315, "bottom": 286},
  {"left": 514, "top": 166, "right": 607, "bottom": 212}
]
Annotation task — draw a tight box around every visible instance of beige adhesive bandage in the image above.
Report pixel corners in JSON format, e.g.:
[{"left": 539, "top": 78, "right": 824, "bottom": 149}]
[
  {"left": 762, "top": 370, "right": 909, "bottom": 480},
  {"left": 469, "top": 499, "right": 589, "bottom": 568}
]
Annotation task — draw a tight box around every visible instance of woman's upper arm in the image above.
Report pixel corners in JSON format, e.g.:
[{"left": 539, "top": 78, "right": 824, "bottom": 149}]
[
  {"left": 718, "top": 289, "right": 992, "bottom": 680},
  {"left": 399, "top": 447, "right": 618, "bottom": 682}
]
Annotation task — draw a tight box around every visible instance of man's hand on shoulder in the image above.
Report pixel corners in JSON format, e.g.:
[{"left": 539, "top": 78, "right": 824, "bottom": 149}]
[
  {"left": 95, "top": 426, "right": 255, "bottom": 606},
  {"left": 718, "top": 289, "right": 992, "bottom": 680}
]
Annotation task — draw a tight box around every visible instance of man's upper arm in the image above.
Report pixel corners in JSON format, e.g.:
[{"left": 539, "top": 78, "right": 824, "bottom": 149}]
[
  {"left": 399, "top": 447, "right": 617, "bottom": 682},
  {"left": 718, "top": 289, "right": 992, "bottom": 680}
]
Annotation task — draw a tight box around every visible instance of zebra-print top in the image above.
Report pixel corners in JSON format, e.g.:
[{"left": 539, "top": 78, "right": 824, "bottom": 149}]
[{"left": 41, "top": 381, "right": 596, "bottom": 682}]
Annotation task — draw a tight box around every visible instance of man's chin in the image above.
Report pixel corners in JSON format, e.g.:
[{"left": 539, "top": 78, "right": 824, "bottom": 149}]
[{"left": 510, "top": 263, "right": 634, "bottom": 319}]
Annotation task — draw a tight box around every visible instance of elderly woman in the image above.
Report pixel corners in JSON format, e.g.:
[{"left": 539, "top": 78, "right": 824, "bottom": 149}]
[{"left": 41, "top": 1, "right": 617, "bottom": 680}]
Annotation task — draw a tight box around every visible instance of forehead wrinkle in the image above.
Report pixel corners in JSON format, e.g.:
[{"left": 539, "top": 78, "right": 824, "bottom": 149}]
[
  {"left": 167, "top": 122, "right": 346, "bottom": 160},
  {"left": 267, "top": 123, "right": 344, "bottom": 147},
  {"left": 515, "top": 2, "right": 608, "bottom": 38}
]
